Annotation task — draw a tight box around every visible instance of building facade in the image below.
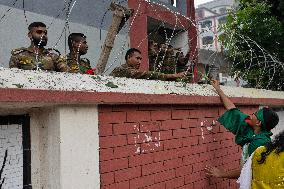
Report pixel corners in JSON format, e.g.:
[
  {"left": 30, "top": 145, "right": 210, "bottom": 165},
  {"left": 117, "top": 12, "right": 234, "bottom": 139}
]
[{"left": 195, "top": 0, "right": 237, "bottom": 52}]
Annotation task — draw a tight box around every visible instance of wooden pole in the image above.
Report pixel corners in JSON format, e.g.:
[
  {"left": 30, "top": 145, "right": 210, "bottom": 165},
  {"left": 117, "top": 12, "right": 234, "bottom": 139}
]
[{"left": 96, "top": 2, "right": 133, "bottom": 74}]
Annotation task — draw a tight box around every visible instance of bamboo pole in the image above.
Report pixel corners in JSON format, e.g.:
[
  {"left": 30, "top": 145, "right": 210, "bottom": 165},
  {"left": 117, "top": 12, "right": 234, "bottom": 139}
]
[{"left": 96, "top": 2, "right": 133, "bottom": 74}]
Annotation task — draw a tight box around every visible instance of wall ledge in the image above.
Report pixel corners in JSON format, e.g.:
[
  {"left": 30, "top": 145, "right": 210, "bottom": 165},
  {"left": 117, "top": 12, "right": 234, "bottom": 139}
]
[{"left": 0, "top": 68, "right": 283, "bottom": 107}]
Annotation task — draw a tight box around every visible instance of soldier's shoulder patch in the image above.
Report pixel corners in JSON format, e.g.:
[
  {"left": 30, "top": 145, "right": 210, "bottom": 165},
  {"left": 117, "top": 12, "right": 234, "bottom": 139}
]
[
  {"left": 11, "top": 47, "right": 27, "bottom": 55},
  {"left": 58, "top": 55, "right": 67, "bottom": 62}
]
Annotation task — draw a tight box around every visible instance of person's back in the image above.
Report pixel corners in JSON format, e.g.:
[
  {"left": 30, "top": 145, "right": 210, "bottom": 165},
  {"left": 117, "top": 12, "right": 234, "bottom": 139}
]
[{"left": 251, "top": 131, "right": 284, "bottom": 189}]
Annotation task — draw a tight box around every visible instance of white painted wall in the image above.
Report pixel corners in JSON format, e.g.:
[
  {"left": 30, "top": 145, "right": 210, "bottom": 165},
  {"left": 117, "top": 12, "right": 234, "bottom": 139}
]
[
  {"left": 203, "top": 9, "right": 216, "bottom": 17},
  {"left": 271, "top": 109, "right": 284, "bottom": 138},
  {"left": 30, "top": 108, "right": 61, "bottom": 189},
  {"left": 59, "top": 106, "right": 100, "bottom": 189},
  {"left": 170, "top": 31, "right": 189, "bottom": 54},
  {"left": 0, "top": 5, "right": 128, "bottom": 74},
  {"left": 30, "top": 106, "right": 100, "bottom": 189},
  {"left": 0, "top": 124, "right": 23, "bottom": 189}
]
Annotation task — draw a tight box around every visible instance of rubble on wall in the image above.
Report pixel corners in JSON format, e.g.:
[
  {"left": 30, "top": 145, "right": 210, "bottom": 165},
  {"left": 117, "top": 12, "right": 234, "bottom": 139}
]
[{"left": 0, "top": 68, "right": 283, "bottom": 99}]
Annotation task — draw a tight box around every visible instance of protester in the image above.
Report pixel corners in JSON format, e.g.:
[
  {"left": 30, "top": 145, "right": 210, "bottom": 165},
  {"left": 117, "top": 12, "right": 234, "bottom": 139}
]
[
  {"left": 111, "top": 48, "right": 185, "bottom": 80},
  {"left": 205, "top": 79, "right": 279, "bottom": 179},
  {"left": 238, "top": 130, "right": 284, "bottom": 188}
]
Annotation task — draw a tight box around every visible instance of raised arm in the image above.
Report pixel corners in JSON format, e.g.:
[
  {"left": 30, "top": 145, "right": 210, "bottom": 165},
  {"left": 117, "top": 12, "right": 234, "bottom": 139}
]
[{"left": 211, "top": 80, "right": 236, "bottom": 110}]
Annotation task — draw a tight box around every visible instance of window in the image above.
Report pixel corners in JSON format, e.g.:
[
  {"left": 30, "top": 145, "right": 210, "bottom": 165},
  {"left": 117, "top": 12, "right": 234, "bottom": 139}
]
[
  {"left": 170, "top": 0, "right": 177, "bottom": 7},
  {"left": 219, "top": 7, "right": 227, "bottom": 14},
  {"left": 196, "top": 10, "right": 203, "bottom": 19},
  {"left": 202, "top": 36, "right": 214, "bottom": 45},
  {"left": 159, "top": 0, "right": 168, "bottom": 4},
  {"left": 201, "top": 20, "right": 212, "bottom": 29},
  {"left": 218, "top": 16, "right": 227, "bottom": 25}
]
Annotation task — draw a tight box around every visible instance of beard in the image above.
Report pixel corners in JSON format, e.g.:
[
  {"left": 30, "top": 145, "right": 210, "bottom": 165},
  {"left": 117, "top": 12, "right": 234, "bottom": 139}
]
[
  {"left": 80, "top": 49, "right": 87, "bottom": 55},
  {"left": 32, "top": 36, "right": 47, "bottom": 47}
]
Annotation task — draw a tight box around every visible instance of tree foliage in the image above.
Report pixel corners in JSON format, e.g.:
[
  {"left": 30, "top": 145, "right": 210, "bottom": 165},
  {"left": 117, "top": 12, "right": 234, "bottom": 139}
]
[{"left": 220, "top": 0, "right": 284, "bottom": 90}]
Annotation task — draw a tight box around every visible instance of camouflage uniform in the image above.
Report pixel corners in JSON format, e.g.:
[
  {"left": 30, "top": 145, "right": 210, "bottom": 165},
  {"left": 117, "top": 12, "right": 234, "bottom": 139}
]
[
  {"left": 58, "top": 54, "right": 92, "bottom": 74},
  {"left": 160, "top": 50, "right": 176, "bottom": 74},
  {"left": 148, "top": 49, "right": 157, "bottom": 71},
  {"left": 9, "top": 47, "right": 69, "bottom": 72},
  {"left": 176, "top": 52, "right": 189, "bottom": 73},
  {"left": 110, "top": 64, "right": 164, "bottom": 80}
]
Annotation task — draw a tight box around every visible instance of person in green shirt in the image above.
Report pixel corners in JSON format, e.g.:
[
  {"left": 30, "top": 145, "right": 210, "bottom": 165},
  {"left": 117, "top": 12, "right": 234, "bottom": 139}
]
[
  {"left": 58, "top": 33, "right": 95, "bottom": 74},
  {"left": 205, "top": 79, "right": 279, "bottom": 179},
  {"left": 110, "top": 48, "right": 185, "bottom": 80}
]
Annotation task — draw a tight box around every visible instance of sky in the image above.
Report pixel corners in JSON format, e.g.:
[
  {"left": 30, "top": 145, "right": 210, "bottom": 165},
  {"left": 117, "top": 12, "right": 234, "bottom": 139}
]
[{"left": 194, "top": 0, "right": 213, "bottom": 7}]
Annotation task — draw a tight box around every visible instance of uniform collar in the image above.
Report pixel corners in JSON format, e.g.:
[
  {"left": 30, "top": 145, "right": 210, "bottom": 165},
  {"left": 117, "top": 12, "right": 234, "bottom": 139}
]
[{"left": 27, "top": 46, "right": 48, "bottom": 54}]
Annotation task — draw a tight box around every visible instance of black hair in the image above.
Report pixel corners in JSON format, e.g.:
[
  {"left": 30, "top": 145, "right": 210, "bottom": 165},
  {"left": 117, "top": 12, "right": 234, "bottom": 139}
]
[
  {"left": 263, "top": 107, "right": 279, "bottom": 131},
  {"left": 68, "top": 33, "right": 86, "bottom": 50},
  {"left": 258, "top": 130, "right": 284, "bottom": 164},
  {"left": 28, "top": 22, "right": 46, "bottom": 31},
  {"left": 125, "top": 48, "right": 141, "bottom": 61}
]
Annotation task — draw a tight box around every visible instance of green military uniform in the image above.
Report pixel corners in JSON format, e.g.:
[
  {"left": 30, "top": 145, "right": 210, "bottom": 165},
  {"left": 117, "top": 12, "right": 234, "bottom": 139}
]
[
  {"left": 110, "top": 64, "right": 166, "bottom": 80},
  {"left": 58, "top": 54, "right": 92, "bottom": 74},
  {"left": 218, "top": 108, "right": 272, "bottom": 163},
  {"left": 176, "top": 52, "right": 189, "bottom": 73},
  {"left": 9, "top": 47, "right": 69, "bottom": 72},
  {"left": 148, "top": 49, "right": 157, "bottom": 71},
  {"left": 154, "top": 50, "right": 166, "bottom": 73},
  {"left": 160, "top": 51, "right": 176, "bottom": 74}
]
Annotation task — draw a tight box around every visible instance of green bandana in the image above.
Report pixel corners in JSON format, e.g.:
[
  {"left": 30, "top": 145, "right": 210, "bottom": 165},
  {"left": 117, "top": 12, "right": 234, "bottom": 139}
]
[{"left": 255, "top": 109, "right": 266, "bottom": 131}]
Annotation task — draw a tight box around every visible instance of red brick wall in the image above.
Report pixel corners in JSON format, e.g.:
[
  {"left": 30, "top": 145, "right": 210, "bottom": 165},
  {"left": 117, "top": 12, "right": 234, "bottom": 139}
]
[{"left": 99, "top": 104, "right": 258, "bottom": 189}]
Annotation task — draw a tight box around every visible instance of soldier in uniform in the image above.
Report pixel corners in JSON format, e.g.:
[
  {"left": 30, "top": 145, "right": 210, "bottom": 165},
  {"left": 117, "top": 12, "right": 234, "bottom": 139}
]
[
  {"left": 148, "top": 40, "right": 158, "bottom": 71},
  {"left": 160, "top": 45, "right": 176, "bottom": 74},
  {"left": 9, "top": 22, "right": 69, "bottom": 72},
  {"left": 175, "top": 51, "right": 189, "bottom": 73},
  {"left": 58, "top": 33, "right": 94, "bottom": 74},
  {"left": 110, "top": 48, "right": 184, "bottom": 80}
]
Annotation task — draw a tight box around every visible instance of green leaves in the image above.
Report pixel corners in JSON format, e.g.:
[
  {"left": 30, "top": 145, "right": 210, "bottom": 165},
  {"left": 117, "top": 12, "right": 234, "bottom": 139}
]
[{"left": 220, "top": 1, "right": 284, "bottom": 90}]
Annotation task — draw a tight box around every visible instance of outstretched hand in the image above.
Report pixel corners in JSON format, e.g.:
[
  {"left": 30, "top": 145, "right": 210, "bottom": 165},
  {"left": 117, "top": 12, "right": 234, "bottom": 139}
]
[
  {"left": 210, "top": 79, "right": 220, "bottom": 90},
  {"left": 176, "top": 71, "right": 186, "bottom": 78},
  {"left": 205, "top": 166, "right": 225, "bottom": 178}
]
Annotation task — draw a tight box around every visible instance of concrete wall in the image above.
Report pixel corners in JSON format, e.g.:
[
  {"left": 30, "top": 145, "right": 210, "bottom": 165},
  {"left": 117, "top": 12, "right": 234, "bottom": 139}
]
[
  {"left": 170, "top": 31, "right": 190, "bottom": 54},
  {"left": 0, "top": 123, "right": 23, "bottom": 189},
  {"left": 0, "top": 0, "right": 124, "bottom": 31},
  {"left": 30, "top": 106, "right": 100, "bottom": 189}
]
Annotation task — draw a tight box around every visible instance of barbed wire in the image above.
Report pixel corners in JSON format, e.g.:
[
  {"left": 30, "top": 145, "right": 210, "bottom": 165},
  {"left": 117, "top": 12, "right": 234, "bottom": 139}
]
[
  {"left": 0, "top": 0, "right": 20, "bottom": 23},
  {"left": 0, "top": 0, "right": 282, "bottom": 89}
]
